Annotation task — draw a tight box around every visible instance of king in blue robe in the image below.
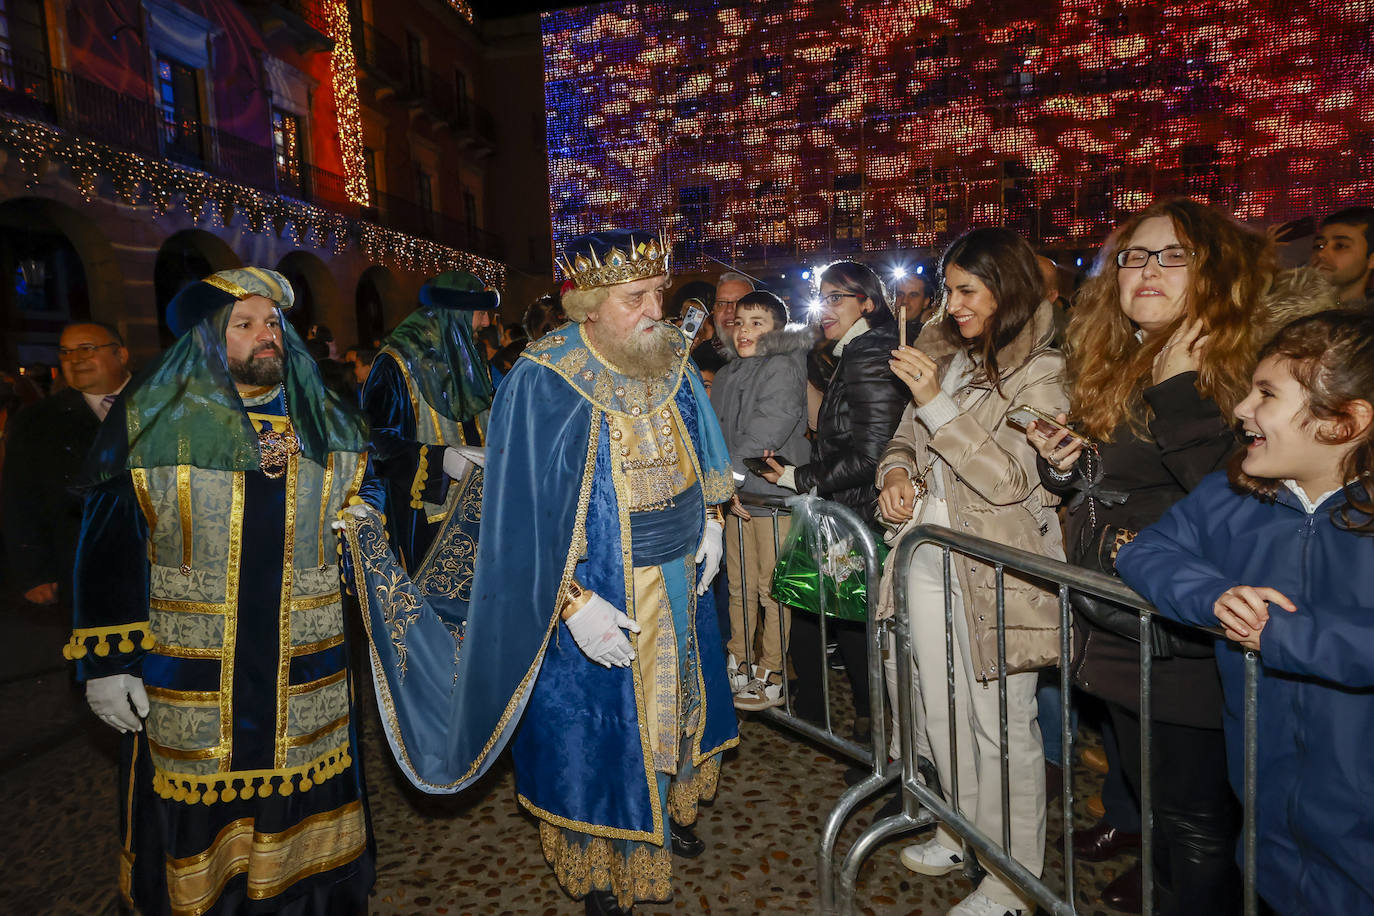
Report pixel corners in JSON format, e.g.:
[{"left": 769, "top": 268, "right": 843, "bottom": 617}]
[{"left": 346, "top": 230, "right": 738, "bottom": 913}]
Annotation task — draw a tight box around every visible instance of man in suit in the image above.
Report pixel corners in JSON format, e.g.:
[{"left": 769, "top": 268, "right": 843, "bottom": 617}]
[{"left": 2, "top": 321, "right": 130, "bottom": 605}]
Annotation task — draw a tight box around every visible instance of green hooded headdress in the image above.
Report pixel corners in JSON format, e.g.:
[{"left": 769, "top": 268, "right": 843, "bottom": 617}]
[
  {"left": 379, "top": 270, "right": 498, "bottom": 422},
  {"left": 85, "top": 268, "right": 367, "bottom": 484}
]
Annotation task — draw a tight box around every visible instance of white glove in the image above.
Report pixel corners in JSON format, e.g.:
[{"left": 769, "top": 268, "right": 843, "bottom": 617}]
[
  {"left": 86, "top": 674, "right": 149, "bottom": 733},
  {"left": 695, "top": 518, "right": 724, "bottom": 595},
  {"left": 330, "top": 502, "right": 375, "bottom": 531},
  {"left": 442, "top": 446, "right": 486, "bottom": 480},
  {"left": 566, "top": 593, "right": 641, "bottom": 668},
  {"left": 442, "top": 447, "right": 470, "bottom": 480},
  {"left": 450, "top": 445, "right": 486, "bottom": 468}
]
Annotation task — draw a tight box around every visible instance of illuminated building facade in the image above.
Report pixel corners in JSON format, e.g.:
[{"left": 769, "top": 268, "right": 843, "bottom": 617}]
[
  {"left": 543, "top": 0, "right": 1373, "bottom": 268},
  {"left": 0, "top": 0, "right": 513, "bottom": 363}
]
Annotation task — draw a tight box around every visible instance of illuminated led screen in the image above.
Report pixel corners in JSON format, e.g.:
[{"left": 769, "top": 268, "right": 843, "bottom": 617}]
[{"left": 541, "top": 0, "right": 1373, "bottom": 265}]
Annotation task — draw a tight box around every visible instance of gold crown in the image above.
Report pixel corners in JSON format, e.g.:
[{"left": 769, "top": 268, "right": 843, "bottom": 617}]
[{"left": 557, "top": 234, "right": 671, "bottom": 290}]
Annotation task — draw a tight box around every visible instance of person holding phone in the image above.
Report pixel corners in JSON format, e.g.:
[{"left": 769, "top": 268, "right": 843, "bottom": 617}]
[
  {"left": 759, "top": 260, "right": 908, "bottom": 740},
  {"left": 1024, "top": 198, "right": 1281, "bottom": 915},
  {"left": 709, "top": 290, "right": 812, "bottom": 710},
  {"left": 876, "top": 228, "right": 1068, "bottom": 916}
]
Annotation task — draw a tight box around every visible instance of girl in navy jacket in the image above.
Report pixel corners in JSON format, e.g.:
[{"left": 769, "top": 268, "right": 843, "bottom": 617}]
[{"left": 1116, "top": 310, "right": 1374, "bottom": 915}]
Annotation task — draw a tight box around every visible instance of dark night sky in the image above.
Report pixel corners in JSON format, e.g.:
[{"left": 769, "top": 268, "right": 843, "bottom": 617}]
[{"left": 471, "top": 0, "right": 588, "bottom": 18}]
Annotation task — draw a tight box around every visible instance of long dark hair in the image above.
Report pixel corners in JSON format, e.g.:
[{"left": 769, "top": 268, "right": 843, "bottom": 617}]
[
  {"left": 1228, "top": 309, "right": 1374, "bottom": 532},
  {"left": 937, "top": 227, "right": 1043, "bottom": 392},
  {"left": 819, "top": 260, "right": 894, "bottom": 328}
]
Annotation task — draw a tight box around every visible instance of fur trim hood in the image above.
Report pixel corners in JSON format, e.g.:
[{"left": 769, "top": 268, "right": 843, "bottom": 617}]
[{"left": 721, "top": 324, "right": 816, "bottom": 362}]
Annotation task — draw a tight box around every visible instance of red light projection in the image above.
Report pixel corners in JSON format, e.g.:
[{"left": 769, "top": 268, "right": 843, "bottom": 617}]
[{"left": 542, "top": 0, "right": 1373, "bottom": 264}]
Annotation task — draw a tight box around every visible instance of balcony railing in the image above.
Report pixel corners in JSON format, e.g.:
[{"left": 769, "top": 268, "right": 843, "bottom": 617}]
[
  {"left": 0, "top": 48, "right": 503, "bottom": 260},
  {"left": 241, "top": 0, "right": 334, "bottom": 50},
  {"left": 354, "top": 22, "right": 495, "bottom": 146}
]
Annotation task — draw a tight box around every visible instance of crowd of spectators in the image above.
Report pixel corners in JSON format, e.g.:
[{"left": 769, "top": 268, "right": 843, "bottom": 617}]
[{"left": 697, "top": 201, "right": 1372, "bottom": 916}]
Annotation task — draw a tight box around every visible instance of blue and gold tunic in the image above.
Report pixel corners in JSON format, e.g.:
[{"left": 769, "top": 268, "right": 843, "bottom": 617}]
[
  {"left": 361, "top": 306, "right": 493, "bottom": 575},
  {"left": 347, "top": 322, "right": 737, "bottom": 906},
  {"left": 68, "top": 388, "right": 373, "bottom": 916}
]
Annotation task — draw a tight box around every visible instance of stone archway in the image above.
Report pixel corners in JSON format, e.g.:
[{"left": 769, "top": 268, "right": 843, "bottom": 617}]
[
  {"left": 275, "top": 250, "right": 340, "bottom": 342},
  {"left": 0, "top": 195, "right": 124, "bottom": 367},
  {"left": 354, "top": 265, "right": 397, "bottom": 348},
  {"left": 154, "top": 230, "right": 242, "bottom": 347}
]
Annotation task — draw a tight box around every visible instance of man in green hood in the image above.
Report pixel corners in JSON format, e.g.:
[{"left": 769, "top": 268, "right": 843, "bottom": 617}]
[
  {"left": 68, "top": 268, "right": 376, "bottom": 916},
  {"left": 361, "top": 269, "right": 498, "bottom": 573}
]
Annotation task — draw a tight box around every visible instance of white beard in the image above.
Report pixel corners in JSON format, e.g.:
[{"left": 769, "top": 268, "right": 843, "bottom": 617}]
[{"left": 592, "top": 320, "right": 680, "bottom": 380}]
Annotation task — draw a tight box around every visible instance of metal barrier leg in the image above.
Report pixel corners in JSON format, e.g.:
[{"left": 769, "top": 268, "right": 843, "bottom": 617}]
[
  {"left": 1059, "top": 586, "right": 1077, "bottom": 915},
  {"left": 996, "top": 566, "right": 1012, "bottom": 856},
  {"left": 943, "top": 547, "right": 969, "bottom": 868},
  {"left": 1139, "top": 613, "right": 1154, "bottom": 916},
  {"left": 1243, "top": 652, "right": 1259, "bottom": 916}
]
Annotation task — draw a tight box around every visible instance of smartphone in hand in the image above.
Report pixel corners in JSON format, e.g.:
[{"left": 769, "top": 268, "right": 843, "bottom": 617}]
[
  {"left": 1006, "top": 405, "right": 1086, "bottom": 446},
  {"left": 743, "top": 455, "right": 790, "bottom": 477},
  {"left": 680, "top": 301, "right": 708, "bottom": 341}
]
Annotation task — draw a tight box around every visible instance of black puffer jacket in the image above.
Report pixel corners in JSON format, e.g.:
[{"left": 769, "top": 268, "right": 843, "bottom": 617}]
[{"left": 794, "top": 314, "right": 908, "bottom": 532}]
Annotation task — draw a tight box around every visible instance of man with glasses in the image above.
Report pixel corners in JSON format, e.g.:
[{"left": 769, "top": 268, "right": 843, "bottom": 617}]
[
  {"left": 713, "top": 271, "right": 753, "bottom": 339},
  {"left": 3, "top": 321, "right": 130, "bottom": 606}
]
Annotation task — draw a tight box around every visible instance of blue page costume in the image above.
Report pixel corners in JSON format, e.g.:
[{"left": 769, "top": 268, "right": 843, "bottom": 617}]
[
  {"left": 361, "top": 271, "right": 496, "bottom": 574},
  {"left": 69, "top": 269, "right": 376, "bottom": 916},
  {"left": 347, "top": 232, "right": 738, "bottom": 909}
]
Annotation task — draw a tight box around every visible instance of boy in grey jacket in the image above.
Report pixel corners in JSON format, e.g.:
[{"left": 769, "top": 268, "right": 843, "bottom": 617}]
[{"left": 709, "top": 290, "right": 813, "bottom": 710}]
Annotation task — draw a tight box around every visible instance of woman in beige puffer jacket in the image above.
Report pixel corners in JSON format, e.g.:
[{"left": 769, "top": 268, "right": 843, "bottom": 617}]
[{"left": 876, "top": 228, "right": 1068, "bottom": 916}]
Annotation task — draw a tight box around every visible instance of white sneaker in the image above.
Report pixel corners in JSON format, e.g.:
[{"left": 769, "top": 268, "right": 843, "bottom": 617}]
[
  {"left": 726, "top": 654, "right": 750, "bottom": 693},
  {"left": 899, "top": 838, "right": 964, "bottom": 876},
  {"left": 733, "top": 669, "right": 784, "bottom": 711},
  {"left": 946, "top": 890, "right": 1024, "bottom": 916}
]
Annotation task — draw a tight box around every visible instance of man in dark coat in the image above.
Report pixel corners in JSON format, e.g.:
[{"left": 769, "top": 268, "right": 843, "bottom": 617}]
[{"left": 2, "top": 321, "right": 130, "bottom": 605}]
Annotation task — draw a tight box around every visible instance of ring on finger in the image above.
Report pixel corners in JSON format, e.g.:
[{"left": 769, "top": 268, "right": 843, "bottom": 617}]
[{"left": 913, "top": 371, "right": 922, "bottom": 380}]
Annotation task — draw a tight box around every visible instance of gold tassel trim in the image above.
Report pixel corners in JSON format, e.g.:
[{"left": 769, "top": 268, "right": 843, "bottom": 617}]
[
  {"left": 410, "top": 445, "right": 430, "bottom": 509},
  {"left": 63, "top": 623, "right": 157, "bottom": 660},
  {"left": 151, "top": 747, "right": 354, "bottom": 806}
]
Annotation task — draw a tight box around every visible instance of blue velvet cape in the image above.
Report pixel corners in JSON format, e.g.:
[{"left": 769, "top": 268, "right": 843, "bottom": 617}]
[{"left": 349, "top": 324, "right": 737, "bottom": 840}]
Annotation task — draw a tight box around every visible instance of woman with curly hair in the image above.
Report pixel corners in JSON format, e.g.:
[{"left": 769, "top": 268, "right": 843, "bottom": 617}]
[{"left": 1023, "top": 198, "right": 1279, "bottom": 915}]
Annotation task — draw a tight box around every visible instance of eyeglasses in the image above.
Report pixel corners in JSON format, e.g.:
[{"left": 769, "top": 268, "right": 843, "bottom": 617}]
[
  {"left": 819, "top": 292, "right": 862, "bottom": 307},
  {"left": 57, "top": 342, "right": 120, "bottom": 360},
  {"left": 1116, "top": 246, "right": 1194, "bottom": 269},
  {"left": 715, "top": 298, "right": 743, "bottom": 310}
]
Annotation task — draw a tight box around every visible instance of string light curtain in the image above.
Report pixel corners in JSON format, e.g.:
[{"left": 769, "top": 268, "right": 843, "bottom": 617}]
[
  {"left": 542, "top": 0, "right": 1374, "bottom": 266},
  {"left": 325, "top": 0, "right": 370, "bottom": 207}
]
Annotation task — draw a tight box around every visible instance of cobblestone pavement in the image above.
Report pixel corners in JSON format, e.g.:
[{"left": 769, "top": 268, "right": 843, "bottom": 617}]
[{"left": 1, "top": 597, "right": 1139, "bottom": 916}]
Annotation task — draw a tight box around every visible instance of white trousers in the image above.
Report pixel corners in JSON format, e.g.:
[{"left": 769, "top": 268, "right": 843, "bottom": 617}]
[{"left": 903, "top": 498, "right": 1046, "bottom": 910}]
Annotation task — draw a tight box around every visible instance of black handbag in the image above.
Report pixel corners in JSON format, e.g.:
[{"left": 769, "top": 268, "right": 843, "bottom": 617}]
[{"left": 1066, "top": 448, "right": 1214, "bottom": 660}]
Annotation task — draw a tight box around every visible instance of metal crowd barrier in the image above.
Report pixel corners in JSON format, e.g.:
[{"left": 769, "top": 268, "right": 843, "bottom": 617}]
[
  {"left": 727, "top": 495, "right": 901, "bottom": 910},
  {"left": 725, "top": 500, "right": 1261, "bottom": 916}
]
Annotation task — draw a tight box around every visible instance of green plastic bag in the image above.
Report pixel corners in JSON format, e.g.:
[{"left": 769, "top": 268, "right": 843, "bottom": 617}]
[{"left": 770, "top": 496, "right": 887, "bottom": 621}]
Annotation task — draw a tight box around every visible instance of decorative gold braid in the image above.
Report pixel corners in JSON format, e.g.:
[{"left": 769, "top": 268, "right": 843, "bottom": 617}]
[
  {"left": 666, "top": 756, "right": 722, "bottom": 826},
  {"left": 64, "top": 623, "right": 156, "bottom": 659},
  {"left": 149, "top": 744, "right": 354, "bottom": 806},
  {"left": 201, "top": 273, "right": 251, "bottom": 300},
  {"left": 410, "top": 446, "right": 430, "bottom": 509},
  {"left": 538, "top": 822, "right": 674, "bottom": 909}
]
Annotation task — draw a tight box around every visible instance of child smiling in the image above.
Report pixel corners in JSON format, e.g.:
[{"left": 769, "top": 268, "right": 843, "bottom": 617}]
[{"left": 1117, "top": 310, "right": 1374, "bottom": 915}]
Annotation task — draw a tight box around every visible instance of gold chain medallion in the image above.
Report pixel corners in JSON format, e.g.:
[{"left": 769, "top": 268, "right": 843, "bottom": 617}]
[{"left": 258, "top": 428, "right": 301, "bottom": 479}]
